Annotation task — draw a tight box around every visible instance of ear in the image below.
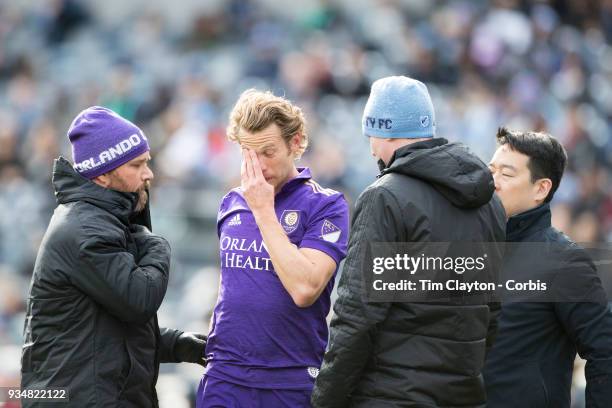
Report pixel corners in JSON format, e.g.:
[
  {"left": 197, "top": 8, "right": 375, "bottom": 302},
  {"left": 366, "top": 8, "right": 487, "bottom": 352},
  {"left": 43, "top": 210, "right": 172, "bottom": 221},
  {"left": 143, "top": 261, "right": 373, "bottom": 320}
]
[
  {"left": 92, "top": 173, "right": 111, "bottom": 188},
  {"left": 534, "top": 178, "right": 553, "bottom": 203},
  {"left": 289, "top": 133, "right": 302, "bottom": 158}
]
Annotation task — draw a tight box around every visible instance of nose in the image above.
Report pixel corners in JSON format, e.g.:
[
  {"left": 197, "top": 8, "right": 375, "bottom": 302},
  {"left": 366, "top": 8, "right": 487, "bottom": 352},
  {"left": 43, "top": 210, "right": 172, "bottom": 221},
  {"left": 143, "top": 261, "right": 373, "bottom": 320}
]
[
  {"left": 144, "top": 165, "right": 154, "bottom": 182},
  {"left": 491, "top": 172, "right": 500, "bottom": 191},
  {"left": 256, "top": 154, "right": 268, "bottom": 172}
]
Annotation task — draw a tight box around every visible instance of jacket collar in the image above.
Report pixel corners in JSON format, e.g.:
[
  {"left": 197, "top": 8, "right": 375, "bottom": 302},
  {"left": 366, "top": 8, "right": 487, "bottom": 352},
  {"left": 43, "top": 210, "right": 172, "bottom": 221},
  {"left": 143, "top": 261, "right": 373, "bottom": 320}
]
[
  {"left": 378, "top": 138, "right": 448, "bottom": 173},
  {"left": 52, "top": 156, "right": 138, "bottom": 225},
  {"left": 506, "top": 203, "right": 551, "bottom": 242}
]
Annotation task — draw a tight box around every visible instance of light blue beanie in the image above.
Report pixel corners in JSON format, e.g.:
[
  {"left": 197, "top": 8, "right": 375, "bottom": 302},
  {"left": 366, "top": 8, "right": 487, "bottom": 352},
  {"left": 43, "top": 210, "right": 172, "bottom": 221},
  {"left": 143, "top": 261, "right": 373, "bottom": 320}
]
[{"left": 362, "top": 76, "right": 436, "bottom": 139}]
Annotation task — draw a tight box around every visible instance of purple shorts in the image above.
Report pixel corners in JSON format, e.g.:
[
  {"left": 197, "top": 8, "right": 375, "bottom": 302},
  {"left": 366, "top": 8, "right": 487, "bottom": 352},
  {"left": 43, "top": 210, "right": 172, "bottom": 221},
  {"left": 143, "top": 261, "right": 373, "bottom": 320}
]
[{"left": 196, "top": 375, "right": 312, "bottom": 408}]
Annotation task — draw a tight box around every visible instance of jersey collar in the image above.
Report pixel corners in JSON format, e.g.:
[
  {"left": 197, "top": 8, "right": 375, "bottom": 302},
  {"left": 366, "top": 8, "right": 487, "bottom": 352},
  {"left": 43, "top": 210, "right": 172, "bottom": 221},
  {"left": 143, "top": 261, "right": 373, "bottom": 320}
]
[{"left": 277, "top": 167, "right": 312, "bottom": 196}]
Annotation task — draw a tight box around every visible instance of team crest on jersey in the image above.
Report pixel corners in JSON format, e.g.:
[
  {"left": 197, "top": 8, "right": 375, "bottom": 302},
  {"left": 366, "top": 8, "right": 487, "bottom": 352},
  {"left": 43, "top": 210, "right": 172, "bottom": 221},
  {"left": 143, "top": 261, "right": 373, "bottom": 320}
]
[
  {"left": 280, "top": 210, "right": 300, "bottom": 234},
  {"left": 307, "top": 367, "right": 320, "bottom": 379},
  {"left": 321, "top": 220, "right": 341, "bottom": 243}
]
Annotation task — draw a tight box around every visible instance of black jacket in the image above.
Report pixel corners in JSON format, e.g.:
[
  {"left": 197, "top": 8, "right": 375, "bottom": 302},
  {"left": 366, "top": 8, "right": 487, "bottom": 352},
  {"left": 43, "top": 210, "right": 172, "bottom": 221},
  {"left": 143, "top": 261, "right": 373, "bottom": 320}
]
[
  {"left": 483, "top": 203, "right": 612, "bottom": 408},
  {"left": 312, "top": 138, "right": 506, "bottom": 407},
  {"left": 21, "top": 157, "right": 183, "bottom": 407}
]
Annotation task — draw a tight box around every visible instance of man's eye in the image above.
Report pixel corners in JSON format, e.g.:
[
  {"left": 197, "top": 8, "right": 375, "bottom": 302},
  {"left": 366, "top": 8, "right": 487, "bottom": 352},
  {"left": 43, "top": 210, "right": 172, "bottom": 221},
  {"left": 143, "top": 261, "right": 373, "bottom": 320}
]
[{"left": 502, "top": 173, "right": 513, "bottom": 177}]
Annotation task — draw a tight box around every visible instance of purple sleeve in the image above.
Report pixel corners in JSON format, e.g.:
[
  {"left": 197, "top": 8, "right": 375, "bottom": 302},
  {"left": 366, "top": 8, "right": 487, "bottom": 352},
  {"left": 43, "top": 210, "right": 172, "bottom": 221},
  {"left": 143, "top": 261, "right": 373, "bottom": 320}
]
[
  {"left": 299, "top": 194, "right": 349, "bottom": 266},
  {"left": 217, "top": 189, "right": 242, "bottom": 238},
  {"left": 216, "top": 195, "right": 228, "bottom": 238}
]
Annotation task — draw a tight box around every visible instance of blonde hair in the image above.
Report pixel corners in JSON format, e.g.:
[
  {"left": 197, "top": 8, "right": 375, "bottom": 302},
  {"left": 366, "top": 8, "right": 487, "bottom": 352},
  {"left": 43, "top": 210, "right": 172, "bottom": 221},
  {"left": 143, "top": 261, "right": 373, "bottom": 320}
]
[{"left": 227, "top": 89, "right": 308, "bottom": 157}]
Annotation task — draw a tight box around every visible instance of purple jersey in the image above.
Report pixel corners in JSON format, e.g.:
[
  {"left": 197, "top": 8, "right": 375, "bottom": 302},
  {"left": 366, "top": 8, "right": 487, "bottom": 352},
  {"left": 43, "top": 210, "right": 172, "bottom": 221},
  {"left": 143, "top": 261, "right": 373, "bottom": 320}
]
[{"left": 204, "top": 168, "right": 349, "bottom": 390}]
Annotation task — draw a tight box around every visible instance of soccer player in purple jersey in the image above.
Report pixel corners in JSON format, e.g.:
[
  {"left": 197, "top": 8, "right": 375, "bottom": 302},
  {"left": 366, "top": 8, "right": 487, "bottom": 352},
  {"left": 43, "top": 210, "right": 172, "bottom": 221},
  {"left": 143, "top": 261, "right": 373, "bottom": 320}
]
[{"left": 196, "top": 90, "right": 349, "bottom": 407}]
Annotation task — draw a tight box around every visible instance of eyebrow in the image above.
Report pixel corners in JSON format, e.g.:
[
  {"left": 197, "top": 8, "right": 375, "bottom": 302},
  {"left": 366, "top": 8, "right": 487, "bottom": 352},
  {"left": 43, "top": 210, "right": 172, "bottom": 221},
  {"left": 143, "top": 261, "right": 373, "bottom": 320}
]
[
  {"left": 489, "top": 163, "right": 517, "bottom": 172},
  {"left": 242, "top": 143, "right": 276, "bottom": 152}
]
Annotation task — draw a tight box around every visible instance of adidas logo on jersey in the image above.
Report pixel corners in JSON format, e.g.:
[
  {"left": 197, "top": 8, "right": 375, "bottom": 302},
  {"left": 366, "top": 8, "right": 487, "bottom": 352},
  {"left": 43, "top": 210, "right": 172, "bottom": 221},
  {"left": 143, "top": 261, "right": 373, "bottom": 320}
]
[{"left": 227, "top": 214, "right": 242, "bottom": 226}]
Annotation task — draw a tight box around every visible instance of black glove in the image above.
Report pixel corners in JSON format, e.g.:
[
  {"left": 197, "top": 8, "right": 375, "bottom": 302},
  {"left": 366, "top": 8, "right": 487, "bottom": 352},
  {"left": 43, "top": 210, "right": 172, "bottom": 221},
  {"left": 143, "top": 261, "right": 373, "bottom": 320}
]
[
  {"left": 174, "top": 332, "right": 207, "bottom": 366},
  {"left": 128, "top": 224, "right": 161, "bottom": 262},
  {"left": 129, "top": 224, "right": 151, "bottom": 237},
  {"left": 129, "top": 224, "right": 169, "bottom": 256}
]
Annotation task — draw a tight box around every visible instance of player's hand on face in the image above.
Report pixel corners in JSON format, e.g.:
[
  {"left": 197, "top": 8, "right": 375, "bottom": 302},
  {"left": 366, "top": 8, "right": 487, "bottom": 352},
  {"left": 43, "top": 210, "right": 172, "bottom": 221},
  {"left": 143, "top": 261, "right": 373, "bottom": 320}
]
[{"left": 241, "top": 148, "right": 274, "bottom": 214}]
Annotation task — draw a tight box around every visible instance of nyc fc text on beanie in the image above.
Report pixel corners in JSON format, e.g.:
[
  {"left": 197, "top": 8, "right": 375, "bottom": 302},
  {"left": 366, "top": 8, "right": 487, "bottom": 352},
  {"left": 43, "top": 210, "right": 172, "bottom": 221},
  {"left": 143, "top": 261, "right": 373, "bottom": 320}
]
[{"left": 362, "top": 76, "right": 436, "bottom": 139}]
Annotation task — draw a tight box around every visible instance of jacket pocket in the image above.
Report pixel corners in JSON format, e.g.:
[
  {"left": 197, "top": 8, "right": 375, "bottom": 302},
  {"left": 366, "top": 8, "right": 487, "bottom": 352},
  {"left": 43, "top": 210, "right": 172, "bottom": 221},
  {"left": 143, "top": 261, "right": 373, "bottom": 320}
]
[
  {"left": 540, "top": 369, "right": 550, "bottom": 408},
  {"left": 95, "top": 339, "right": 130, "bottom": 401},
  {"left": 118, "top": 340, "right": 135, "bottom": 399}
]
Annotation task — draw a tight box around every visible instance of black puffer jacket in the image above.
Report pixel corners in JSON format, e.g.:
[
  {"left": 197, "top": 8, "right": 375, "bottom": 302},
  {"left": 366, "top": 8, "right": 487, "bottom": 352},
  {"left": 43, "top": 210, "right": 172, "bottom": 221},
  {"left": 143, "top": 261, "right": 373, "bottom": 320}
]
[
  {"left": 312, "top": 138, "right": 506, "bottom": 407},
  {"left": 21, "top": 157, "right": 182, "bottom": 407}
]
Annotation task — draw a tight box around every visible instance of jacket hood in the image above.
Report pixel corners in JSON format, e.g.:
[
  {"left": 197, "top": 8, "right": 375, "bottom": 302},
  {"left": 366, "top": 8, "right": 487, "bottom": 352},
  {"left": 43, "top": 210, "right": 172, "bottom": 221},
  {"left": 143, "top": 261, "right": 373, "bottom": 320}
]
[
  {"left": 380, "top": 138, "right": 495, "bottom": 209},
  {"left": 52, "top": 156, "right": 138, "bottom": 224}
]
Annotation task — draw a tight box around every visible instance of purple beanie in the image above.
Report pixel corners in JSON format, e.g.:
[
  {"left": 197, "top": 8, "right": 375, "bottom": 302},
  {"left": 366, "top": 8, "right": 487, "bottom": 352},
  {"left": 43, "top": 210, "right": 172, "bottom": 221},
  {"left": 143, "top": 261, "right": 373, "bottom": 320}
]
[{"left": 68, "top": 106, "right": 150, "bottom": 179}]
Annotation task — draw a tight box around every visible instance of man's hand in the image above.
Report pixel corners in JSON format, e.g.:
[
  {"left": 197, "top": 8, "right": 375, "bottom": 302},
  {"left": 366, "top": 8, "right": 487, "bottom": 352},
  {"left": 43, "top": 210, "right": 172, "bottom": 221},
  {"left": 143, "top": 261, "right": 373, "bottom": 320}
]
[
  {"left": 174, "top": 332, "right": 207, "bottom": 366},
  {"left": 241, "top": 148, "right": 275, "bottom": 217}
]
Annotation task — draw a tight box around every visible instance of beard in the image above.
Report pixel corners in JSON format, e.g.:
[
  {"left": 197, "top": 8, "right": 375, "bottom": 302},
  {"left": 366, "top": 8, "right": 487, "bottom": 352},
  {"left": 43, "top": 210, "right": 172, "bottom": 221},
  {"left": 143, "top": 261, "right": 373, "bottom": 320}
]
[
  {"left": 135, "top": 184, "right": 149, "bottom": 213},
  {"left": 108, "top": 172, "right": 150, "bottom": 213}
]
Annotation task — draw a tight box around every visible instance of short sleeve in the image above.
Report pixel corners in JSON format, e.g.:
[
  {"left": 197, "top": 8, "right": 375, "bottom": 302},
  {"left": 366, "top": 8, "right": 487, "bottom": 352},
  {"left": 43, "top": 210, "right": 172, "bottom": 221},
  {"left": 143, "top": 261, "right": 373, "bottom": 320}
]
[{"left": 299, "top": 194, "right": 350, "bottom": 266}]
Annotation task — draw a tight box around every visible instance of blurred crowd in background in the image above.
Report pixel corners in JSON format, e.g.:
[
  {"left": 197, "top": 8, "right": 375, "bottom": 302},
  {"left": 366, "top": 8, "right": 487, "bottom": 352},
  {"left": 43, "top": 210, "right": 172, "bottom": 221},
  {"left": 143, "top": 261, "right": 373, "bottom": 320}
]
[{"left": 0, "top": 0, "right": 610, "bottom": 406}]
